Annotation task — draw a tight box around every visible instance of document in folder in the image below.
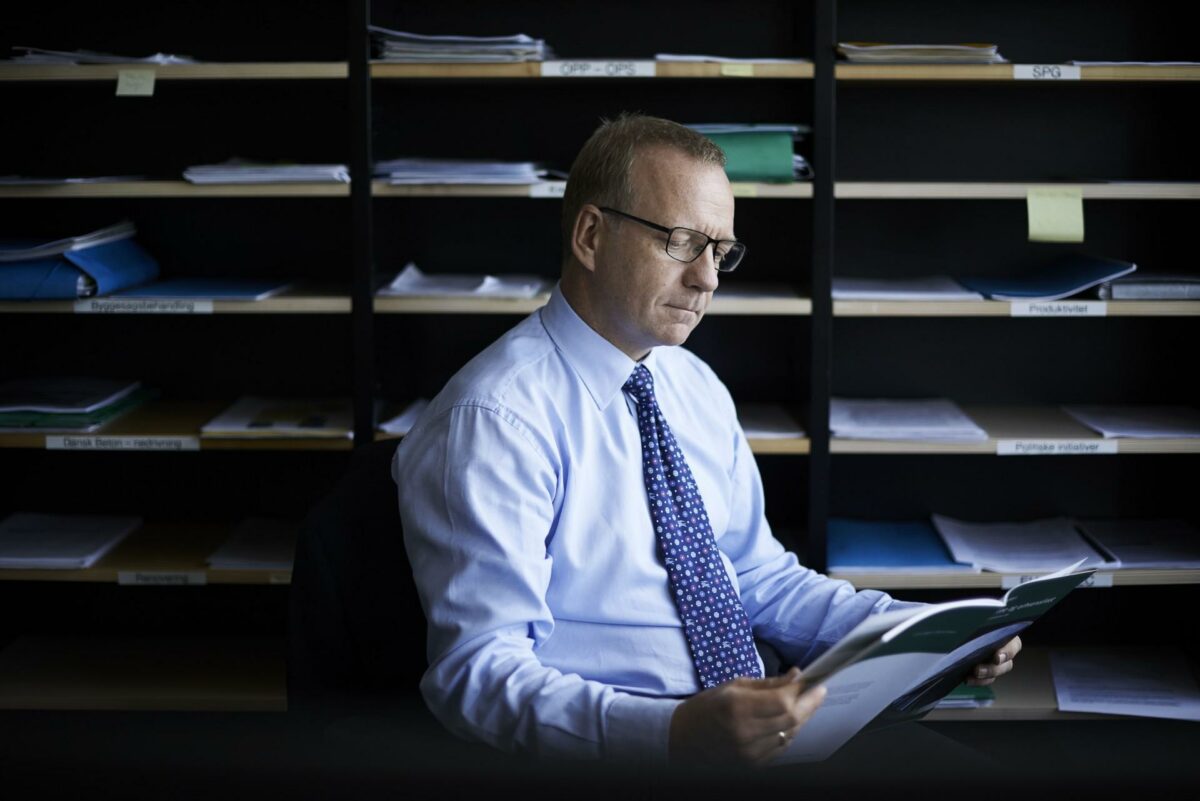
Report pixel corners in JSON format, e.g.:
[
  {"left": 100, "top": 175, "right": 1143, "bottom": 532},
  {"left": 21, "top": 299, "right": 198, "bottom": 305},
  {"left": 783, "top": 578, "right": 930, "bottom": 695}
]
[{"left": 0, "top": 221, "right": 159, "bottom": 300}]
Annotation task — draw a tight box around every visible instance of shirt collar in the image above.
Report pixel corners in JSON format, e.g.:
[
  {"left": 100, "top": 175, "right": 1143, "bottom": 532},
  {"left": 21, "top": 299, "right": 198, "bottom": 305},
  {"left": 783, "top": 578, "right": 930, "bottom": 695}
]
[{"left": 540, "top": 283, "right": 660, "bottom": 410}]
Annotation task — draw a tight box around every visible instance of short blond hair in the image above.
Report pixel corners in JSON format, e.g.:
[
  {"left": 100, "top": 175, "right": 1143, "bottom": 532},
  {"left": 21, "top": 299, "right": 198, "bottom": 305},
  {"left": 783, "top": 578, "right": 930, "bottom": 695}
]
[{"left": 561, "top": 113, "right": 726, "bottom": 263}]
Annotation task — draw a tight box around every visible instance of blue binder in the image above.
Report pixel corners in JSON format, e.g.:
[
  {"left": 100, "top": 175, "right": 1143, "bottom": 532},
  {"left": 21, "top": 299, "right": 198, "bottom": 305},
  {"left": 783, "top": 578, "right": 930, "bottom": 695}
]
[
  {"left": 828, "top": 518, "right": 976, "bottom": 572},
  {"left": 0, "top": 223, "right": 159, "bottom": 300}
]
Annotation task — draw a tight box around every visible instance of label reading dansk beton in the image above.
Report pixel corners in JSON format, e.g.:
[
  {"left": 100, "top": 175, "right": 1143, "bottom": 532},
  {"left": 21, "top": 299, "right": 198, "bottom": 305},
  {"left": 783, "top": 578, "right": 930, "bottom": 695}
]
[
  {"left": 540, "top": 60, "right": 656, "bottom": 78},
  {"left": 997, "top": 440, "right": 1119, "bottom": 456},
  {"left": 46, "top": 435, "right": 200, "bottom": 452},
  {"left": 1010, "top": 301, "right": 1107, "bottom": 317}
]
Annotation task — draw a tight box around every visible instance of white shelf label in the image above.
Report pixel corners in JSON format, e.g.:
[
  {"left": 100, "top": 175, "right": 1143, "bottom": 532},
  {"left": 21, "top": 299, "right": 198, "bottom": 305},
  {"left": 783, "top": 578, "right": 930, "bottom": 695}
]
[
  {"left": 46, "top": 435, "right": 201, "bottom": 452},
  {"left": 997, "top": 439, "right": 1118, "bottom": 456},
  {"left": 540, "top": 60, "right": 656, "bottom": 78},
  {"left": 116, "top": 69, "right": 156, "bottom": 96},
  {"left": 118, "top": 571, "right": 207, "bottom": 586},
  {"left": 1002, "top": 571, "right": 1112, "bottom": 589},
  {"left": 529, "top": 181, "right": 567, "bottom": 198},
  {"left": 1010, "top": 301, "right": 1107, "bottom": 317},
  {"left": 75, "top": 298, "right": 214, "bottom": 314},
  {"left": 1013, "top": 64, "right": 1082, "bottom": 81}
]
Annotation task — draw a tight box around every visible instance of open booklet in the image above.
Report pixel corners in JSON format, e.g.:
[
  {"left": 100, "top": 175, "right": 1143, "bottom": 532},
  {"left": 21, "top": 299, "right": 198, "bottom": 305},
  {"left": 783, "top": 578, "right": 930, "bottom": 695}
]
[{"left": 775, "top": 562, "right": 1094, "bottom": 763}]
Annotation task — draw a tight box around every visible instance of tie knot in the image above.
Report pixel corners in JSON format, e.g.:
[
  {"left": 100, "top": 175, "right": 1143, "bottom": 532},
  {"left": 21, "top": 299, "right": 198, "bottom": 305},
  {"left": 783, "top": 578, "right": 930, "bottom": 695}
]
[{"left": 623, "top": 364, "right": 655, "bottom": 404}]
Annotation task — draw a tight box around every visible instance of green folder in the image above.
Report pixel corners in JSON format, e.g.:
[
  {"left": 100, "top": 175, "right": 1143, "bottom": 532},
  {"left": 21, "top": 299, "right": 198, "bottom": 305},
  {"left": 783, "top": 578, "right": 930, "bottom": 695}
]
[{"left": 706, "top": 131, "right": 795, "bottom": 182}]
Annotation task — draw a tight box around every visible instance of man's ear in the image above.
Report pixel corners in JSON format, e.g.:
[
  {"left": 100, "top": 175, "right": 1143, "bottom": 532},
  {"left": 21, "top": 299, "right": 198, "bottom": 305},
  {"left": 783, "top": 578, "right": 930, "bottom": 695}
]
[{"left": 571, "top": 204, "right": 604, "bottom": 273}]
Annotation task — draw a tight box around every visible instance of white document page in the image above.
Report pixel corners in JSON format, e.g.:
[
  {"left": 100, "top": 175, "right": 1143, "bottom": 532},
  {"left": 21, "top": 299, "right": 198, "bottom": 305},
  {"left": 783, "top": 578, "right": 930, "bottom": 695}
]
[
  {"left": 1062, "top": 405, "right": 1200, "bottom": 439},
  {"left": 0, "top": 513, "right": 141, "bottom": 569},
  {"left": 207, "top": 518, "right": 296, "bottom": 571},
  {"left": 379, "top": 398, "right": 430, "bottom": 436},
  {"left": 1076, "top": 519, "right": 1200, "bottom": 569},
  {"left": 830, "top": 398, "right": 987, "bottom": 441},
  {"left": 377, "top": 263, "right": 546, "bottom": 299},
  {"left": 1052, "top": 648, "right": 1200, "bottom": 721},
  {"left": 932, "top": 514, "right": 1111, "bottom": 573},
  {"left": 832, "top": 276, "right": 983, "bottom": 301}
]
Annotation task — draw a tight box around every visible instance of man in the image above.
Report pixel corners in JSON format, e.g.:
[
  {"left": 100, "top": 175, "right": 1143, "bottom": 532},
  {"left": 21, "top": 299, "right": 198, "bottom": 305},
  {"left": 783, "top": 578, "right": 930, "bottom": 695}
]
[{"left": 393, "top": 113, "right": 1019, "bottom": 765}]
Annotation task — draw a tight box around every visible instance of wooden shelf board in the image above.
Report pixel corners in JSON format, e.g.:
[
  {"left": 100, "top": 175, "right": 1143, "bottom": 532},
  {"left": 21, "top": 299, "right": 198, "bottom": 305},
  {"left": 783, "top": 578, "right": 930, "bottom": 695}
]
[
  {"left": 0, "top": 287, "right": 351, "bottom": 315},
  {"left": 0, "top": 635, "right": 285, "bottom": 711},
  {"left": 831, "top": 405, "right": 1200, "bottom": 455},
  {"left": 837, "top": 64, "right": 1200, "bottom": 82},
  {"left": 374, "top": 286, "right": 810, "bottom": 316},
  {"left": 0, "top": 400, "right": 353, "bottom": 451},
  {"left": 0, "top": 181, "right": 350, "bottom": 198},
  {"left": 834, "top": 299, "right": 1200, "bottom": 316},
  {"left": 371, "top": 180, "right": 811, "bottom": 198},
  {"left": 0, "top": 522, "right": 292, "bottom": 585},
  {"left": 0, "top": 62, "right": 347, "bottom": 81},
  {"left": 747, "top": 438, "right": 811, "bottom": 454},
  {"left": 835, "top": 182, "right": 1200, "bottom": 200},
  {"left": 829, "top": 569, "right": 1200, "bottom": 590},
  {"left": 369, "top": 61, "right": 812, "bottom": 79},
  {"left": 709, "top": 287, "right": 812, "bottom": 315}
]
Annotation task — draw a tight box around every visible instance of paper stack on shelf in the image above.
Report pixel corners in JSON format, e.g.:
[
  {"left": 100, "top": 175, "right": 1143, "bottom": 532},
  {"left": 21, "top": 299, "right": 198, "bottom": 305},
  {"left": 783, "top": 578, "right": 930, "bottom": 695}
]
[
  {"left": 687, "top": 124, "right": 811, "bottom": 182},
  {"left": 827, "top": 518, "right": 980, "bottom": 574},
  {"left": 378, "top": 263, "right": 547, "bottom": 299},
  {"left": 1051, "top": 648, "right": 1200, "bottom": 721},
  {"left": 931, "top": 514, "right": 1116, "bottom": 574},
  {"left": 201, "top": 397, "right": 354, "bottom": 439},
  {"left": 735, "top": 404, "right": 805, "bottom": 439},
  {"left": 183, "top": 159, "right": 349, "bottom": 184},
  {"left": 935, "top": 684, "right": 995, "bottom": 710},
  {"left": 957, "top": 255, "right": 1136, "bottom": 301},
  {"left": 0, "top": 220, "right": 159, "bottom": 300},
  {"left": 0, "top": 513, "right": 141, "bottom": 569},
  {"left": 379, "top": 398, "right": 430, "bottom": 436},
  {"left": 206, "top": 518, "right": 297, "bottom": 571},
  {"left": 374, "top": 157, "right": 545, "bottom": 185},
  {"left": 9, "top": 46, "right": 195, "bottom": 64},
  {"left": 1076, "top": 519, "right": 1200, "bottom": 569},
  {"left": 837, "top": 42, "right": 1007, "bottom": 64},
  {"left": 832, "top": 276, "right": 984, "bottom": 301},
  {"left": 368, "top": 26, "right": 550, "bottom": 63},
  {"left": 1062, "top": 405, "right": 1200, "bottom": 439},
  {"left": 830, "top": 398, "right": 987, "bottom": 441},
  {"left": 0, "top": 175, "right": 144, "bottom": 186},
  {"left": 655, "top": 53, "right": 811, "bottom": 64},
  {"left": 0, "top": 377, "right": 151, "bottom": 433},
  {"left": 1097, "top": 272, "right": 1200, "bottom": 300},
  {"left": 112, "top": 277, "right": 294, "bottom": 301}
]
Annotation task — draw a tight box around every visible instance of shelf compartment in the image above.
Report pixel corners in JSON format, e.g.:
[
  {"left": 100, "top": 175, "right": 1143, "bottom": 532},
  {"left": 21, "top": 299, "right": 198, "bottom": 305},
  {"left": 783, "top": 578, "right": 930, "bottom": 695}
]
[
  {"left": 831, "top": 405, "right": 1200, "bottom": 455},
  {"left": 834, "top": 300, "right": 1200, "bottom": 317},
  {"left": 370, "top": 61, "right": 813, "bottom": 80},
  {"left": 0, "top": 635, "right": 285, "bottom": 711},
  {"left": 0, "top": 522, "right": 292, "bottom": 586},
  {"left": 835, "top": 182, "right": 1200, "bottom": 200},
  {"left": 0, "top": 286, "right": 351, "bottom": 315},
  {"left": 837, "top": 64, "right": 1200, "bottom": 82},
  {"left": 0, "top": 62, "right": 348, "bottom": 81},
  {"left": 0, "top": 182, "right": 350, "bottom": 198},
  {"left": 371, "top": 180, "right": 813, "bottom": 198}
]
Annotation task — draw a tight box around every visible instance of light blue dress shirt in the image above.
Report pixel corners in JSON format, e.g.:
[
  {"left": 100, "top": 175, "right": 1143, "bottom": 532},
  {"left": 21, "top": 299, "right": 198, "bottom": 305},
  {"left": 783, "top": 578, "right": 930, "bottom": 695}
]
[{"left": 393, "top": 284, "right": 911, "bottom": 762}]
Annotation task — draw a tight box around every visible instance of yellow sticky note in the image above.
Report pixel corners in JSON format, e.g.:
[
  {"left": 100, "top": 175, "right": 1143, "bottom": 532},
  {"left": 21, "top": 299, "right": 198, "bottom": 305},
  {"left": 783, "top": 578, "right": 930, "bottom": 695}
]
[
  {"left": 1027, "top": 186, "right": 1084, "bottom": 242},
  {"left": 116, "top": 69, "right": 156, "bottom": 97},
  {"left": 720, "top": 63, "right": 755, "bottom": 77}
]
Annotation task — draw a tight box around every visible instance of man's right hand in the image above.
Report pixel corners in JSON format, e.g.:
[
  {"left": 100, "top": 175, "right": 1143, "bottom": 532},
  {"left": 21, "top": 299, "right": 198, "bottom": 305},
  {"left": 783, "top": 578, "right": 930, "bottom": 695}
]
[{"left": 668, "top": 667, "right": 827, "bottom": 766}]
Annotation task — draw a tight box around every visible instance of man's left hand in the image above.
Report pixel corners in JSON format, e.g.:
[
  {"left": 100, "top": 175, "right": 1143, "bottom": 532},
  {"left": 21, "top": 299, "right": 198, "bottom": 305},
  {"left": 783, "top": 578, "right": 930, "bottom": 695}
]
[{"left": 966, "top": 635, "right": 1022, "bottom": 686}]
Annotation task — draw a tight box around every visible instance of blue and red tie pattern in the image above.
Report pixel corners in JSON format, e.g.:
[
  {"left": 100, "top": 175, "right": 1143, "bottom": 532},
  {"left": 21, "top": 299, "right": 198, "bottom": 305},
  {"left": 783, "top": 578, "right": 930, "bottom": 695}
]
[{"left": 624, "top": 364, "right": 762, "bottom": 689}]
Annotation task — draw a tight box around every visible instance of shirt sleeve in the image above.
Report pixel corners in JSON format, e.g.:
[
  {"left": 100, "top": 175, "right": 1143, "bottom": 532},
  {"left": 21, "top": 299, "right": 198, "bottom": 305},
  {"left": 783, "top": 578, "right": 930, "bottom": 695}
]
[
  {"left": 395, "top": 402, "right": 681, "bottom": 761},
  {"left": 715, "top": 410, "right": 923, "bottom": 670}
]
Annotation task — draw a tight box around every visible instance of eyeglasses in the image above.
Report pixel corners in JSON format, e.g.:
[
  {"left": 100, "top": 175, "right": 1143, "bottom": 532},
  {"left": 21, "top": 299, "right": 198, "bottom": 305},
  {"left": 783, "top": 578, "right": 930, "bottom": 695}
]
[{"left": 599, "top": 207, "right": 746, "bottom": 273}]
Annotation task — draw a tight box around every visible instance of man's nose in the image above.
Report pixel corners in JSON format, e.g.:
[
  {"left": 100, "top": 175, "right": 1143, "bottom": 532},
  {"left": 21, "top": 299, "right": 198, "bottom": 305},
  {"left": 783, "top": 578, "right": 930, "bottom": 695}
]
[{"left": 686, "top": 246, "right": 721, "bottom": 292}]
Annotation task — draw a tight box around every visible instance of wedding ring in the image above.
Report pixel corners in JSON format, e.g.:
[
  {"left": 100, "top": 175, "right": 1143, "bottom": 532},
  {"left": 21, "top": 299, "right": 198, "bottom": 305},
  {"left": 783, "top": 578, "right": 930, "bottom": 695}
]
[{"left": 778, "top": 730, "right": 788, "bottom": 746}]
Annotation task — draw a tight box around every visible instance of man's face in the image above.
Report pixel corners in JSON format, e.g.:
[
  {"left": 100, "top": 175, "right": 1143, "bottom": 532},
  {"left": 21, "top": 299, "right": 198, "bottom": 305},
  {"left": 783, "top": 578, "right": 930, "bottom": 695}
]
[{"left": 590, "top": 147, "right": 734, "bottom": 360}]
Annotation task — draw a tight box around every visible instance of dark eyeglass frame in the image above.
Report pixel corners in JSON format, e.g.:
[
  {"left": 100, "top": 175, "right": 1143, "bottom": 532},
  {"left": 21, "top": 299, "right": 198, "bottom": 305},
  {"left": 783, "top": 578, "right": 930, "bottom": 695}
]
[{"left": 598, "top": 206, "right": 745, "bottom": 272}]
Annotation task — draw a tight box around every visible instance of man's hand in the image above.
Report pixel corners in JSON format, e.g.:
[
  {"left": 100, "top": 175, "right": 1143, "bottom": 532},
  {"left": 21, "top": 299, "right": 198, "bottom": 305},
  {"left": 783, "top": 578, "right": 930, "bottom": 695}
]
[
  {"left": 668, "top": 667, "right": 826, "bottom": 766},
  {"left": 966, "top": 635, "right": 1023, "bottom": 686}
]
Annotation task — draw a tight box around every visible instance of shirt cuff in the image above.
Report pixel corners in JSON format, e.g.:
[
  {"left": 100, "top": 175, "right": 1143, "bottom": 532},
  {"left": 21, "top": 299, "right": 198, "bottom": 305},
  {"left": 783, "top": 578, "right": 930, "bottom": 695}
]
[{"left": 603, "top": 692, "right": 683, "bottom": 763}]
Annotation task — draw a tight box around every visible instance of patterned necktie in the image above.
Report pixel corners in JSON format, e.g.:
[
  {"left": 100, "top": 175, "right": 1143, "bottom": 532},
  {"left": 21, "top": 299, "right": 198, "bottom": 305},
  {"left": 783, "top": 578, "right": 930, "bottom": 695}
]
[{"left": 623, "top": 364, "right": 762, "bottom": 689}]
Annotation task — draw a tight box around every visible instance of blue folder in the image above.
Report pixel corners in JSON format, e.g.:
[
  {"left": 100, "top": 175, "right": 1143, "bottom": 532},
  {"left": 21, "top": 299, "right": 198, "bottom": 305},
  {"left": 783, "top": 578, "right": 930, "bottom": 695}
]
[
  {"left": 827, "top": 518, "right": 976, "bottom": 572},
  {"left": 957, "top": 255, "right": 1136, "bottom": 301},
  {"left": 0, "top": 228, "right": 159, "bottom": 300}
]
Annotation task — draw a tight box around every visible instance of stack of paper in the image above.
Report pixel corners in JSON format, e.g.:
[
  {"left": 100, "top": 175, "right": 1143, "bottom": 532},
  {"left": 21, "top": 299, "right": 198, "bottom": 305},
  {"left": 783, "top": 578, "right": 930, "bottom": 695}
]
[
  {"left": 1098, "top": 273, "right": 1200, "bottom": 300},
  {"left": 1051, "top": 648, "right": 1200, "bottom": 721},
  {"left": 1062, "top": 405, "right": 1200, "bottom": 439},
  {"left": 837, "top": 42, "right": 1006, "bottom": 64},
  {"left": 932, "top": 514, "right": 1114, "bottom": 574},
  {"left": 201, "top": 397, "right": 354, "bottom": 439},
  {"left": 368, "top": 26, "right": 550, "bottom": 63},
  {"left": 736, "top": 404, "right": 805, "bottom": 439},
  {"left": 112, "top": 277, "right": 294, "bottom": 301},
  {"left": 827, "top": 518, "right": 979, "bottom": 574},
  {"left": 379, "top": 398, "right": 430, "bottom": 436},
  {"left": 655, "top": 54, "right": 811, "bottom": 64},
  {"left": 957, "top": 255, "right": 1136, "bottom": 301},
  {"left": 832, "top": 276, "right": 984, "bottom": 301},
  {"left": 830, "top": 398, "right": 987, "bottom": 441},
  {"left": 1076, "top": 519, "right": 1200, "bottom": 569},
  {"left": 0, "top": 513, "right": 141, "bottom": 569},
  {"left": 9, "top": 46, "right": 194, "bottom": 64},
  {"left": 374, "top": 157, "right": 544, "bottom": 185},
  {"left": 0, "top": 175, "right": 144, "bottom": 186},
  {"left": 183, "top": 159, "right": 349, "bottom": 184},
  {"left": 0, "top": 378, "right": 150, "bottom": 432},
  {"left": 378, "top": 263, "right": 547, "bottom": 299},
  {"left": 1, "top": 220, "right": 160, "bottom": 300},
  {"left": 207, "top": 518, "right": 296, "bottom": 571}
]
